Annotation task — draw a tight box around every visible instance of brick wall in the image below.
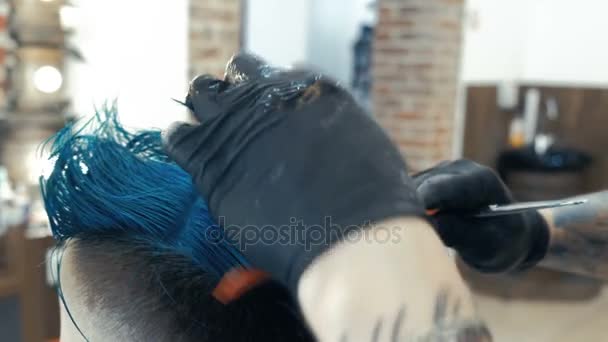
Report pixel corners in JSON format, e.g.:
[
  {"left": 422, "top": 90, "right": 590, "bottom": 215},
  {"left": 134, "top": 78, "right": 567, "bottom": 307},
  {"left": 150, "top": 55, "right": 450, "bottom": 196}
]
[
  {"left": 189, "top": 0, "right": 242, "bottom": 80},
  {"left": 372, "top": 0, "right": 464, "bottom": 172}
]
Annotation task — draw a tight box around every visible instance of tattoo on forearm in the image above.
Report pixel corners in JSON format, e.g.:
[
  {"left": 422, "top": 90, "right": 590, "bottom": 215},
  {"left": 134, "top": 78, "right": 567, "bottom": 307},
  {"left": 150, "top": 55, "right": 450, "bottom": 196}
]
[
  {"left": 433, "top": 289, "right": 449, "bottom": 324},
  {"left": 391, "top": 306, "right": 406, "bottom": 342},
  {"left": 372, "top": 318, "right": 383, "bottom": 342},
  {"left": 540, "top": 191, "right": 608, "bottom": 279},
  {"left": 340, "top": 290, "right": 492, "bottom": 341},
  {"left": 452, "top": 299, "right": 461, "bottom": 317},
  {"left": 419, "top": 290, "right": 492, "bottom": 342}
]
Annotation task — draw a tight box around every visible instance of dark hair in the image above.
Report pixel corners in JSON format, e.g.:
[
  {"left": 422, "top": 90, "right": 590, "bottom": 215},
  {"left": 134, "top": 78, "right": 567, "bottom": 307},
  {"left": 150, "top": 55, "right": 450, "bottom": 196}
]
[{"left": 41, "top": 106, "right": 314, "bottom": 341}]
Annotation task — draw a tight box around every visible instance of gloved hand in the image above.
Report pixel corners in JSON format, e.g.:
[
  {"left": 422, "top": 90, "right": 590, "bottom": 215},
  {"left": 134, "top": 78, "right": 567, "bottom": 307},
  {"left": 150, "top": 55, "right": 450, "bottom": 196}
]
[
  {"left": 413, "top": 159, "right": 549, "bottom": 272},
  {"left": 164, "top": 53, "right": 424, "bottom": 294}
]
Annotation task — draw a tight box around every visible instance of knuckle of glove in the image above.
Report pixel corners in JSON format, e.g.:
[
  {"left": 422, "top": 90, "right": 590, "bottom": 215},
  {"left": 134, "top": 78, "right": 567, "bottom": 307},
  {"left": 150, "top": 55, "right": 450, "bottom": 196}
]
[{"left": 463, "top": 215, "right": 532, "bottom": 272}]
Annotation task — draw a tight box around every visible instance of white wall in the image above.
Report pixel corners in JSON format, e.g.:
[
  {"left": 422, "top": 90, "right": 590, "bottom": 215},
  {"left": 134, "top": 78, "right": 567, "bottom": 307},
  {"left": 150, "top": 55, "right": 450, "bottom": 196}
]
[
  {"left": 523, "top": 0, "right": 608, "bottom": 84},
  {"left": 67, "top": 0, "right": 189, "bottom": 129},
  {"left": 307, "top": 0, "right": 374, "bottom": 85},
  {"left": 461, "top": 0, "right": 530, "bottom": 83},
  {"left": 245, "top": 0, "right": 374, "bottom": 85},
  {"left": 462, "top": 0, "right": 608, "bottom": 85},
  {"left": 244, "top": 0, "right": 311, "bottom": 68}
]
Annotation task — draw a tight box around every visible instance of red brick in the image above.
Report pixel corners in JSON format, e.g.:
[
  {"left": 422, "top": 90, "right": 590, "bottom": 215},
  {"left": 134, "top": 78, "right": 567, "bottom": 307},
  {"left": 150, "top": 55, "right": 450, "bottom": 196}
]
[
  {"left": 373, "top": 0, "right": 464, "bottom": 165},
  {"left": 397, "top": 139, "right": 441, "bottom": 149},
  {"left": 189, "top": 0, "right": 241, "bottom": 78},
  {"left": 376, "top": 47, "right": 409, "bottom": 54},
  {"left": 399, "top": 7, "right": 422, "bottom": 15},
  {"left": 439, "top": 19, "right": 460, "bottom": 30},
  {"left": 396, "top": 112, "right": 423, "bottom": 120},
  {"left": 379, "top": 7, "right": 393, "bottom": 21},
  {"left": 382, "top": 19, "right": 415, "bottom": 28},
  {"left": 376, "top": 31, "right": 391, "bottom": 40},
  {"left": 196, "top": 48, "right": 220, "bottom": 58}
]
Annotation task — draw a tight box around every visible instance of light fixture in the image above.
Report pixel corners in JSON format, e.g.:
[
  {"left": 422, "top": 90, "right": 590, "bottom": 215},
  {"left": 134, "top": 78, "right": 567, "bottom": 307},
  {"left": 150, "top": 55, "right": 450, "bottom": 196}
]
[
  {"left": 60, "top": 5, "right": 81, "bottom": 30},
  {"left": 33, "top": 65, "right": 63, "bottom": 94}
]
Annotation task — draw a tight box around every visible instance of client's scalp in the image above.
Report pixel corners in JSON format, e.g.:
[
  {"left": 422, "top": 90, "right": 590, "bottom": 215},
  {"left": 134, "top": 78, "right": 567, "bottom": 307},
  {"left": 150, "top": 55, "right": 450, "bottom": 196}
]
[
  {"left": 41, "top": 106, "right": 313, "bottom": 341},
  {"left": 65, "top": 237, "right": 231, "bottom": 341},
  {"left": 66, "top": 237, "right": 311, "bottom": 341}
]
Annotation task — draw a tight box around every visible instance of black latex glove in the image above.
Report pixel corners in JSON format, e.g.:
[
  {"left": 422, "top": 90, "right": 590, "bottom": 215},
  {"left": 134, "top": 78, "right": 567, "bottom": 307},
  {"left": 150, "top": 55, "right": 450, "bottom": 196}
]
[
  {"left": 413, "top": 159, "right": 549, "bottom": 273},
  {"left": 164, "top": 53, "right": 424, "bottom": 294}
]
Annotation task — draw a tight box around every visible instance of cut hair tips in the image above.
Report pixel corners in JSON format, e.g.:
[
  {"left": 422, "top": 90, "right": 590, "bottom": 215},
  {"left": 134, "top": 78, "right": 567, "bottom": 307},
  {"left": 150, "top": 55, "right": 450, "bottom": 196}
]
[{"left": 40, "top": 104, "right": 248, "bottom": 279}]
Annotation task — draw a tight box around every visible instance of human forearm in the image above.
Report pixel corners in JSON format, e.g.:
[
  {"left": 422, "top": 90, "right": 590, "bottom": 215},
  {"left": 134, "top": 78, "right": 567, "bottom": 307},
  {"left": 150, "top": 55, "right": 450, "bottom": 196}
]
[
  {"left": 538, "top": 191, "right": 608, "bottom": 280},
  {"left": 298, "top": 217, "right": 492, "bottom": 342}
]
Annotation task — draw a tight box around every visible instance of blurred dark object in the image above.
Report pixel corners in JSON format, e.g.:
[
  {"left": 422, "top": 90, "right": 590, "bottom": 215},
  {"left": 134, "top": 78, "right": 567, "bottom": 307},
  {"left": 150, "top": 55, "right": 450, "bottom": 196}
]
[
  {"left": 0, "top": 226, "right": 60, "bottom": 342},
  {"left": 463, "top": 85, "right": 603, "bottom": 303},
  {"left": 498, "top": 145, "right": 591, "bottom": 176},
  {"left": 506, "top": 171, "right": 586, "bottom": 202},
  {"left": 498, "top": 145, "right": 591, "bottom": 201},
  {"left": 464, "top": 85, "right": 608, "bottom": 192},
  {"left": 352, "top": 25, "right": 373, "bottom": 111}
]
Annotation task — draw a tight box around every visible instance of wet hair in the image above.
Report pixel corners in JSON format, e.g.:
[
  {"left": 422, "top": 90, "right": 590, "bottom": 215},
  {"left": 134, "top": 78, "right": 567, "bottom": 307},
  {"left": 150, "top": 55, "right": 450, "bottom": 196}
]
[{"left": 40, "top": 105, "right": 314, "bottom": 341}]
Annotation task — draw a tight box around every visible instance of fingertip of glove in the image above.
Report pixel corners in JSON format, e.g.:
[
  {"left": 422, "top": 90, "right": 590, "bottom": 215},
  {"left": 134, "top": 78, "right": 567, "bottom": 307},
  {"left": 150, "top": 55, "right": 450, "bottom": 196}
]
[
  {"left": 416, "top": 174, "right": 452, "bottom": 209},
  {"left": 190, "top": 74, "right": 221, "bottom": 92},
  {"left": 225, "top": 52, "right": 271, "bottom": 84},
  {"left": 162, "top": 122, "right": 196, "bottom": 154}
]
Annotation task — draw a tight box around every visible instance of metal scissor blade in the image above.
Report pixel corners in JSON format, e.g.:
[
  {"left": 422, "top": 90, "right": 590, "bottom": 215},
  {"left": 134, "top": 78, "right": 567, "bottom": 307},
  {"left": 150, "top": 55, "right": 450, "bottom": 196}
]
[{"left": 473, "top": 199, "right": 587, "bottom": 218}]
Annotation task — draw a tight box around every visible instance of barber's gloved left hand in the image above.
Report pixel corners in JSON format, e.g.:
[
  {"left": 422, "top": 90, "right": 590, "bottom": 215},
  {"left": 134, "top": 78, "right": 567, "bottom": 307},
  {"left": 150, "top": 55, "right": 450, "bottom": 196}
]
[
  {"left": 413, "top": 159, "right": 550, "bottom": 273},
  {"left": 164, "top": 53, "right": 424, "bottom": 294}
]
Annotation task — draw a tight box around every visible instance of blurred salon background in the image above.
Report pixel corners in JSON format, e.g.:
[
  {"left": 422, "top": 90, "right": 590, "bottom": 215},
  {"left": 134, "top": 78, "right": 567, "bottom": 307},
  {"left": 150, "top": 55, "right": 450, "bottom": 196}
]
[{"left": 0, "top": 0, "right": 606, "bottom": 341}]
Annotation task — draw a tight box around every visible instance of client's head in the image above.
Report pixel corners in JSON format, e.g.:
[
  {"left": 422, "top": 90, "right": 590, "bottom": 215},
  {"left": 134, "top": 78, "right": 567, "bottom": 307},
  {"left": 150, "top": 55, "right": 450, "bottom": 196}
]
[{"left": 41, "top": 106, "right": 313, "bottom": 341}]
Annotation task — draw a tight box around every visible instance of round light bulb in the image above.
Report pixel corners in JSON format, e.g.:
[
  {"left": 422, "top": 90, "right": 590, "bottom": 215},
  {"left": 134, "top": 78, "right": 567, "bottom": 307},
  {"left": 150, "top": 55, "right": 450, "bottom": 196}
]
[{"left": 33, "top": 65, "right": 63, "bottom": 94}]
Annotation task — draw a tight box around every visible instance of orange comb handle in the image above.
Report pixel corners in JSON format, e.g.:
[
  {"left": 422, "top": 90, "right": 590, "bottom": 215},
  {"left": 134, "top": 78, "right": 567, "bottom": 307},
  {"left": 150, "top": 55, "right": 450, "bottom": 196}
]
[
  {"left": 426, "top": 208, "right": 440, "bottom": 216},
  {"left": 212, "top": 268, "right": 270, "bottom": 304}
]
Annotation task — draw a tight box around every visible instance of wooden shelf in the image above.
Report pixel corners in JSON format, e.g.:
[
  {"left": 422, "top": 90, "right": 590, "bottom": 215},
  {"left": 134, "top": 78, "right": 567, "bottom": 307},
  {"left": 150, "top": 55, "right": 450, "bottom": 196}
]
[
  {"left": 0, "top": 112, "right": 67, "bottom": 128},
  {"left": 0, "top": 228, "right": 60, "bottom": 342},
  {"left": 0, "top": 274, "right": 19, "bottom": 297}
]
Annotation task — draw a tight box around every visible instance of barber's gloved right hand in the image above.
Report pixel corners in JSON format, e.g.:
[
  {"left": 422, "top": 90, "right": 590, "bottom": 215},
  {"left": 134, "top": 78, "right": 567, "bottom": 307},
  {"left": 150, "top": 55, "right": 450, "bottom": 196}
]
[
  {"left": 413, "top": 159, "right": 550, "bottom": 273},
  {"left": 164, "top": 53, "right": 424, "bottom": 294}
]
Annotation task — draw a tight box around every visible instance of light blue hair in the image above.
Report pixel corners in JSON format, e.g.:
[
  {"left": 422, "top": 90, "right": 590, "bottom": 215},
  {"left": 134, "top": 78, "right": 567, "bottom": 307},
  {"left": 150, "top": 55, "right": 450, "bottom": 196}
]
[{"left": 40, "top": 105, "right": 247, "bottom": 279}]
